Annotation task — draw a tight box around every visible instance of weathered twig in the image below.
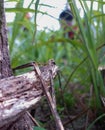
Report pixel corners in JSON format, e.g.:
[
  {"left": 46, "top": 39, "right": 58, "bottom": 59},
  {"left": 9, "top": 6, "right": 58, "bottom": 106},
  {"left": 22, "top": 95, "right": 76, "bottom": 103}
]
[
  {"left": 26, "top": 111, "right": 40, "bottom": 127},
  {"left": 0, "top": 60, "right": 58, "bottom": 128},
  {"left": 33, "top": 60, "right": 64, "bottom": 130}
]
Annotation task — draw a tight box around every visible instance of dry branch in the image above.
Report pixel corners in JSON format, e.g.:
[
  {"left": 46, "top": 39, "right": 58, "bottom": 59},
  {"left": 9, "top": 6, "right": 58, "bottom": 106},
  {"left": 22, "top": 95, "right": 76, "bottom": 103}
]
[
  {"left": 34, "top": 62, "right": 64, "bottom": 130},
  {"left": 0, "top": 60, "right": 58, "bottom": 128}
]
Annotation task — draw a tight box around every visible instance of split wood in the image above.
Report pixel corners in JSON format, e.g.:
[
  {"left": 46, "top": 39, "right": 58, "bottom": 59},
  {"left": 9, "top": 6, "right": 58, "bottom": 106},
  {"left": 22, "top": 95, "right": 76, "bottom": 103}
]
[{"left": 0, "top": 60, "right": 64, "bottom": 130}]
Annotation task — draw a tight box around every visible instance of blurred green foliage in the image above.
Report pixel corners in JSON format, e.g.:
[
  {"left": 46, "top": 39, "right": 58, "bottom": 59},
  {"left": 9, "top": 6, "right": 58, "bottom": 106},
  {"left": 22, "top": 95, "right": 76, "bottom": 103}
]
[{"left": 33, "top": 126, "right": 46, "bottom": 130}]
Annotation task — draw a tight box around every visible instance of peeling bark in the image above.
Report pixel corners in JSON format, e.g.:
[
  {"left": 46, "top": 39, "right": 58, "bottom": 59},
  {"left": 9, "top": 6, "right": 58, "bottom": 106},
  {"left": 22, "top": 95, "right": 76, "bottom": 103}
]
[{"left": 0, "top": 62, "right": 58, "bottom": 129}]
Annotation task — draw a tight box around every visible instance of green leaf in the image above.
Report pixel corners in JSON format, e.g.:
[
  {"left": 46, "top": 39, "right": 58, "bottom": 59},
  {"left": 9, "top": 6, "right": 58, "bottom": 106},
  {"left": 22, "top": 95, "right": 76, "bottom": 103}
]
[
  {"left": 32, "top": 0, "right": 40, "bottom": 44},
  {"left": 33, "top": 126, "right": 46, "bottom": 130},
  {"left": 87, "top": 114, "right": 105, "bottom": 130},
  {"left": 5, "top": 8, "right": 35, "bottom": 13}
]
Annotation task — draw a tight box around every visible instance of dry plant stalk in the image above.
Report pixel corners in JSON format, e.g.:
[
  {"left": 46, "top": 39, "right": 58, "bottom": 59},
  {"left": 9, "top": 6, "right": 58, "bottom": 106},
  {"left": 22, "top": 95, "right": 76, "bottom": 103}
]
[
  {"left": 34, "top": 61, "right": 64, "bottom": 130},
  {"left": 0, "top": 60, "right": 58, "bottom": 128}
]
